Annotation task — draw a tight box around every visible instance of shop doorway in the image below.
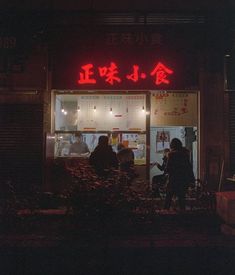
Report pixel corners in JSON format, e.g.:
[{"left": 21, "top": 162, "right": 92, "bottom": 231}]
[
  {"left": 150, "top": 126, "right": 198, "bottom": 182},
  {"left": 149, "top": 91, "right": 198, "bottom": 185}
]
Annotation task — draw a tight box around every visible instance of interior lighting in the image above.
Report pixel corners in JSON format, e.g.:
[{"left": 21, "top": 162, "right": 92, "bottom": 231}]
[
  {"left": 61, "top": 102, "right": 65, "bottom": 113},
  {"left": 142, "top": 106, "right": 145, "bottom": 112},
  {"left": 77, "top": 106, "right": 80, "bottom": 112},
  {"left": 94, "top": 106, "right": 96, "bottom": 112},
  {"left": 110, "top": 107, "right": 113, "bottom": 114}
]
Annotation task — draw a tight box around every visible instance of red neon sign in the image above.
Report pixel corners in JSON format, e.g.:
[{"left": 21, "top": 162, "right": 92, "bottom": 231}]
[
  {"left": 150, "top": 62, "right": 173, "bottom": 85},
  {"left": 126, "top": 65, "right": 146, "bottom": 82},
  {"left": 78, "top": 64, "right": 96, "bottom": 84},
  {"left": 98, "top": 62, "right": 121, "bottom": 85},
  {"left": 77, "top": 61, "right": 174, "bottom": 86}
]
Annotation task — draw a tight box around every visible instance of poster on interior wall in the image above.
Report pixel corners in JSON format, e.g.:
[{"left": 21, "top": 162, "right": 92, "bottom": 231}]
[
  {"left": 150, "top": 92, "right": 197, "bottom": 126},
  {"left": 156, "top": 130, "right": 170, "bottom": 152},
  {"left": 76, "top": 94, "right": 146, "bottom": 131}
]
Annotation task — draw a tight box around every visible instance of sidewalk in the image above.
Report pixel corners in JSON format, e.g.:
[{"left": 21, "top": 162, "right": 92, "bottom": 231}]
[
  {"left": 1, "top": 208, "right": 234, "bottom": 246},
  {"left": 1, "top": 208, "right": 235, "bottom": 274}
]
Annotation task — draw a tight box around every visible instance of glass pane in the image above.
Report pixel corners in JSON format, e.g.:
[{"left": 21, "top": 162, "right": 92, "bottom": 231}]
[
  {"left": 54, "top": 132, "right": 146, "bottom": 165},
  {"left": 55, "top": 93, "right": 146, "bottom": 131},
  {"left": 122, "top": 133, "right": 146, "bottom": 165},
  {"left": 55, "top": 95, "right": 78, "bottom": 131},
  {"left": 150, "top": 91, "right": 198, "bottom": 127}
]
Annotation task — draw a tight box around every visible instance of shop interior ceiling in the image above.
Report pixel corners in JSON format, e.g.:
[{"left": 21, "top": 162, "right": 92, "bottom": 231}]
[
  {"left": 57, "top": 94, "right": 80, "bottom": 102},
  {"left": 57, "top": 93, "right": 144, "bottom": 102}
]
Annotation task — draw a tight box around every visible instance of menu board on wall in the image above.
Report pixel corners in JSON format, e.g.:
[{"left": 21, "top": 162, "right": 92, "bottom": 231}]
[
  {"left": 150, "top": 92, "right": 198, "bottom": 126},
  {"left": 76, "top": 94, "right": 146, "bottom": 131}
]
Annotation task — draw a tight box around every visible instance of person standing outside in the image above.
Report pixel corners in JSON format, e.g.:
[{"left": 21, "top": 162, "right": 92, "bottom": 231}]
[
  {"left": 164, "top": 138, "right": 195, "bottom": 211},
  {"left": 89, "top": 135, "right": 118, "bottom": 177}
]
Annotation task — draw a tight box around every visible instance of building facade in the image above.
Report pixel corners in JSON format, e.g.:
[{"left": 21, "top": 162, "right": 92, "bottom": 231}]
[{"left": 0, "top": 2, "right": 233, "bottom": 192}]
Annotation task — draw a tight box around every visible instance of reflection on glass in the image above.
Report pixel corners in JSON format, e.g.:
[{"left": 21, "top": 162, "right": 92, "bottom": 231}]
[
  {"left": 54, "top": 132, "right": 146, "bottom": 165},
  {"left": 55, "top": 94, "right": 146, "bottom": 131},
  {"left": 121, "top": 133, "right": 146, "bottom": 165}
]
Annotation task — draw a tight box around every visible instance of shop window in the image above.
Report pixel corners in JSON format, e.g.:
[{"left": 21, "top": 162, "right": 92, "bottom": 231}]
[
  {"left": 53, "top": 92, "right": 147, "bottom": 165},
  {"left": 55, "top": 93, "right": 146, "bottom": 131}
]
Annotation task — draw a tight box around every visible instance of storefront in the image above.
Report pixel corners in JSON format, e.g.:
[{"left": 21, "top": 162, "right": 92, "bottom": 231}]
[
  {"left": 0, "top": 10, "right": 229, "bottom": 193},
  {"left": 49, "top": 90, "right": 198, "bottom": 187},
  {"left": 44, "top": 27, "right": 200, "bottom": 190}
]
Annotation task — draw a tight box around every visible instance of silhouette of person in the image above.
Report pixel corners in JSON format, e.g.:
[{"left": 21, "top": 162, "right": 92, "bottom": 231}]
[
  {"left": 164, "top": 138, "right": 195, "bottom": 211},
  {"left": 152, "top": 148, "right": 170, "bottom": 198},
  {"left": 89, "top": 135, "right": 118, "bottom": 177},
  {"left": 117, "top": 143, "right": 135, "bottom": 181}
]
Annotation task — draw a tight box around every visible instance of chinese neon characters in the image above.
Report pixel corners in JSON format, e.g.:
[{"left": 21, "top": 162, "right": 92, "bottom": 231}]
[
  {"left": 98, "top": 62, "right": 121, "bottom": 85},
  {"left": 126, "top": 65, "right": 146, "bottom": 82},
  {"left": 78, "top": 64, "right": 96, "bottom": 84},
  {"left": 77, "top": 61, "right": 174, "bottom": 86},
  {"left": 150, "top": 62, "right": 173, "bottom": 85}
]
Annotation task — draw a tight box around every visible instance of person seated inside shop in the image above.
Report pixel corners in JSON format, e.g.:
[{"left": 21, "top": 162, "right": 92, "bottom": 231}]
[
  {"left": 117, "top": 143, "right": 136, "bottom": 180},
  {"left": 151, "top": 148, "right": 170, "bottom": 198},
  {"left": 69, "top": 132, "right": 90, "bottom": 157}
]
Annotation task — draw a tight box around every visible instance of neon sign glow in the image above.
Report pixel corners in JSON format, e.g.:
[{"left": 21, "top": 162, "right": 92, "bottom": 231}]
[{"left": 77, "top": 61, "right": 173, "bottom": 86}]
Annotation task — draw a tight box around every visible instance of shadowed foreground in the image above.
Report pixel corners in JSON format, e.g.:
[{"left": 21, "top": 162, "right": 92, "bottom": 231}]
[{"left": 0, "top": 209, "right": 235, "bottom": 275}]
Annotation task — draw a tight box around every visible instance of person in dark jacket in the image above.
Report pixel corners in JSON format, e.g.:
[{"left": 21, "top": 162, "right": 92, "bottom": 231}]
[
  {"left": 89, "top": 135, "right": 118, "bottom": 177},
  {"left": 164, "top": 138, "right": 195, "bottom": 211},
  {"left": 151, "top": 148, "right": 170, "bottom": 198}
]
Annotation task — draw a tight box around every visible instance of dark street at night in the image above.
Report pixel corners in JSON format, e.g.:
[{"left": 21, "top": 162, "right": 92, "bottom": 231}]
[{"left": 1, "top": 0, "right": 235, "bottom": 274}]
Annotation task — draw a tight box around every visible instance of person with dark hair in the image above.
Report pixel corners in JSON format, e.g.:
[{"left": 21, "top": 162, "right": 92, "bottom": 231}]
[
  {"left": 164, "top": 138, "right": 195, "bottom": 211},
  {"left": 89, "top": 135, "right": 118, "bottom": 177},
  {"left": 151, "top": 148, "right": 170, "bottom": 198},
  {"left": 69, "top": 132, "right": 90, "bottom": 156},
  {"left": 117, "top": 143, "right": 135, "bottom": 181}
]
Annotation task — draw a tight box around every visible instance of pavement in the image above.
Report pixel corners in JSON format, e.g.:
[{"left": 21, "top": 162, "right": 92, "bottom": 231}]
[{"left": 1, "top": 208, "right": 235, "bottom": 274}]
